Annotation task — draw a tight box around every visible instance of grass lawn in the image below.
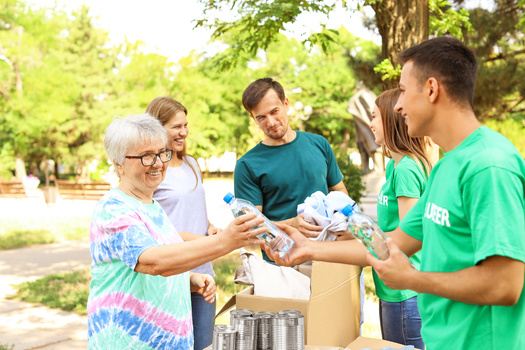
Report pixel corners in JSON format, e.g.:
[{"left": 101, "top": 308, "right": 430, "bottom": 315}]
[{"left": 0, "top": 216, "right": 90, "bottom": 250}]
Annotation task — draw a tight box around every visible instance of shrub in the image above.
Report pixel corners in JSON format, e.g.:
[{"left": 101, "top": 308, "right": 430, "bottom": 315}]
[{"left": 335, "top": 150, "right": 366, "bottom": 204}]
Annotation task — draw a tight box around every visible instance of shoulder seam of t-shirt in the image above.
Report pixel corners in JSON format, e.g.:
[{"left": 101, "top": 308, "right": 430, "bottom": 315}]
[
  {"left": 461, "top": 164, "right": 524, "bottom": 189},
  {"left": 392, "top": 159, "right": 424, "bottom": 197}
]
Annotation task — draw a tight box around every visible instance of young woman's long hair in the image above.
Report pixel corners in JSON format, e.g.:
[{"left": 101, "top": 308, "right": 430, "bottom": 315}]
[
  {"left": 146, "top": 96, "right": 200, "bottom": 188},
  {"left": 375, "top": 89, "right": 433, "bottom": 176}
]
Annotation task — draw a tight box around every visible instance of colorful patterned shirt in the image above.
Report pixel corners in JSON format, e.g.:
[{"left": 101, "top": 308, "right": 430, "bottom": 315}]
[{"left": 87, "top": 189, "right": 192, "bottom": 349}]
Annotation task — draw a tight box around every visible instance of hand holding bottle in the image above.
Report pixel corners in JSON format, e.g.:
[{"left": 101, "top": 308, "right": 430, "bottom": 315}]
[
  {"left": 223, "top": 193, "right": 294, "bottom": 257},
  {"left": 366, "top": 237, "right": 418, "bottom": 290},
  {"left": 261, "top": 222, "right": 313, "bottom": 266},
  {"left": 341, "top": 204, "right": 389, "bottom": 260},
  {"left": 217, "top": 212, "right": 267, "bottom": 250}
]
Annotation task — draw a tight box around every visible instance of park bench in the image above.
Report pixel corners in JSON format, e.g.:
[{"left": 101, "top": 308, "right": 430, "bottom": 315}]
[
  {"left": 0, "top": 180, "right": 27, "bottom": 198},
  {"left": 55, "top": 179, "right": 111, "bottom": 200}
]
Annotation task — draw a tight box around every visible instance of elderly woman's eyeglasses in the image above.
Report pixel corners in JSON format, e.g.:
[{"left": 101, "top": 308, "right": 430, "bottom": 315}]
[{"left": 125, "top": 150, "right": 173, "bottom": 166}]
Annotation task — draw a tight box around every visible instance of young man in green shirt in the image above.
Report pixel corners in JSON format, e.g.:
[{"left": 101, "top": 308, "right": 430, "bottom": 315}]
[{"left": 266, "top": 36, "right": 525, "bottom": 349}]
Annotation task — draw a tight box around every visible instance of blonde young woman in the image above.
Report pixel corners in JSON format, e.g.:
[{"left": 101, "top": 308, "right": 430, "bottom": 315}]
[
  {"left": 368, "top": 88, "right": 433, "bottom": 348},
  {"left": 146, "top": 97, "right": 220, "bottom": 350}
]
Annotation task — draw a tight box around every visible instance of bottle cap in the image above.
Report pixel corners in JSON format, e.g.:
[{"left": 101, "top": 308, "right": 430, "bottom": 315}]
[
  {"left": 223, "top": 192, "right": 234, "bottom": 204},
  {"left": 341, "top": 204, "right": 354, "bottom": 216}
]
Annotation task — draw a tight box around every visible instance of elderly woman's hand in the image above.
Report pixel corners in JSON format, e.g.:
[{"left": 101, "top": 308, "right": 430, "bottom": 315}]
[
  {"left": 190, "top": 273, "right": 216, "bottom": 303},
  {"left": 218, "top": 212, "right": 266, "bottom": 249}
]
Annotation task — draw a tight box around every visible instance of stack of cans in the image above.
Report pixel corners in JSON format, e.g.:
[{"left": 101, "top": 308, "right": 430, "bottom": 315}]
[
  {"left": 272, "top": 312, "right": 305, "bottom": 350},
  {"left": 254, "top": 311, "right": 277, "bottom": 350},
  {"left": 212, "top": 325, "right": 237, "bottom": 350},
  {"left": 212, "top": 309, "right": 305, "bottom": 350}
]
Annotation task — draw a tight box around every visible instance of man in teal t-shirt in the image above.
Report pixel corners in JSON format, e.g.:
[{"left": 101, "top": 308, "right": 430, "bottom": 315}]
[
  {"left": 264, "top": 37, "right": 525, "bottom": 350},
  {"left": 234, "top": 77, "right": 347, "bottom": 261}
]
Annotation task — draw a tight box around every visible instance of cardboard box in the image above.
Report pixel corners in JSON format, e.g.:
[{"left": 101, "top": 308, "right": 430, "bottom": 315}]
[
  {"left": 346, "top": 336, "right": 421, "bottom": 349},
  {"left": 216, "top": 261, "right": 362, "bottom": 348}
]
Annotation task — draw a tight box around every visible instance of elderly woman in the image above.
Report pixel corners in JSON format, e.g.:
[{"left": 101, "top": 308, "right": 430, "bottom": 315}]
[{"left": 87, "top": 114, "right": 265, "bottom": 349}]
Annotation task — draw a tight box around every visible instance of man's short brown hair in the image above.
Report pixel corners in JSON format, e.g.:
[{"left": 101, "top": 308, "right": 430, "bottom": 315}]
[{"left": 242, "top": 78, "right": 286, "bottom": 114}]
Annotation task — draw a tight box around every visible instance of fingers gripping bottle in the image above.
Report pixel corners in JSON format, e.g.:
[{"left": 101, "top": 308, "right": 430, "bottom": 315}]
[
  {"left": 341, "top": 204, "right": 389, "bottom": 260},
  {"left": 223, "top": 193, "right": 294, "bottom": 257}
]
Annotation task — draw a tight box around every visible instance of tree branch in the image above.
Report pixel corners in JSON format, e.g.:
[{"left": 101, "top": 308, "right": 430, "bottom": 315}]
[{"left": 483, "top": 49, "right": 525, "bottom": 62}]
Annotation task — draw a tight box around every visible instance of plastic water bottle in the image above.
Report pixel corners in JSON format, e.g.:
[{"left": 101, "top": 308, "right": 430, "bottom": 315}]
[
  {"left": 223, "top": 193, "right": 294, "bottom": 257},
  {"left": 341, "top": 204, "right": 389, "bottom": 260}
]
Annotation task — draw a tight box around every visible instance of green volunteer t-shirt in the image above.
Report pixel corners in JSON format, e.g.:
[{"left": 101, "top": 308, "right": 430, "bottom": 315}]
[
  {"left": 400, "top": 126, "right": 525, "bottom": 350},
  {"left": 234, "top": 131, "right": 343, "bottom": 261},
  {"left": 373, "top": 156, "right": 425, "bottom": 302}
]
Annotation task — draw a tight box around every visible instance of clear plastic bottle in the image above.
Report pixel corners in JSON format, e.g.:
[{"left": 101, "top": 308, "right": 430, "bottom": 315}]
[
  {"left": 341, "top": 204, "right": 389, "bottom": 260},
  {"left": 223, "top": 193, "right": 294, "bottom": 257}
]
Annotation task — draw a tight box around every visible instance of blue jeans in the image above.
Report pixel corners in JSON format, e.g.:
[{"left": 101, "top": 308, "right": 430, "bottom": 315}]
[
  {"left": 191, "top": 292, "right": 216, "bottom": 350},
  {"left": 379, "top": 296, "right": 425, "bottom": 349}
]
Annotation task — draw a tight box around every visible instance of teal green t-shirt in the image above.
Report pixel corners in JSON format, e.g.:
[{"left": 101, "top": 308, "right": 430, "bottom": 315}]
[
  {"left": 373, "top": 156, "right": 425, "bottom": 302},
  {"left": 234, "top": 131, "right": 343, "bottom": 260},
  {"left": 400, "top": 126, "right": 525, "bottom": 350}
]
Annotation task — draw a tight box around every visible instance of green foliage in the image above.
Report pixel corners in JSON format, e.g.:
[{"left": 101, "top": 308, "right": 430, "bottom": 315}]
[
  {"left": 10, "top": 269, "right": 90, "bottom": 315},
  {"left": 198, "top": 0, "right": 338, "bottom": 71},
  {"left": 0, "top": 344, "right": 14, "bottom": 350},
  {"left": 430, "top": 0, "right": 472, "bottom": 38},
  {"left": 0, "top": 216, "right": 90, "bottom": 250},
  {"left": 214, "top": 253, "right": 246, "bottom": 296},
  {"left": 334, "top": 149, "right": 366, "bottom": 204},
  {"left": 0, "top": 229, "right": 56, "bottom": 250},
  {"left": 484, "top": 117, "right": 525, "bottom": 157},
  {"left": 308, "top": 28, "right": 340, "bottom": 53},
  {"left": 465, "top": 3, "right": 525, "bottom": 120},
  {"left": 363, "top": 266, "right": 378, "bottom": 302},
  {"left": 518, "top": 0, "right": 525, "bottom": 30},
  {"left": 373, "top": 59, "right": 401, "bottom": 81},
  {"left": 0, "top": 2, "right": 119, "bottom": 180}
]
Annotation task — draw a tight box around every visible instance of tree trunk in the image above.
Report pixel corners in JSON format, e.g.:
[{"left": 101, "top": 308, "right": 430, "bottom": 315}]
[
  {"left": 14, "top": 156, "right": 27, "bottom": 179},
  {"left": 372, "top": 0, "right": 429, "bottom": 89},
  {"left": 372, "top": 1, "right": 441, "bottom": 162}
]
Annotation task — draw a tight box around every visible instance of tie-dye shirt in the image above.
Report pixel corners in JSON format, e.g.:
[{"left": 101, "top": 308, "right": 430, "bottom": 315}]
[{"left": 87, "top": 189, "right": 193, "bottom": 350}]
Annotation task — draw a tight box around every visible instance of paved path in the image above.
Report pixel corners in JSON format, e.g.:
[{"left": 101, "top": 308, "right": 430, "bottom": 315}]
[
  {"left": 0, "top": 239, "right": 91, "bottom": 349},
  {"left": 0, "top": 176, "right": 382, "bottom": 349}
]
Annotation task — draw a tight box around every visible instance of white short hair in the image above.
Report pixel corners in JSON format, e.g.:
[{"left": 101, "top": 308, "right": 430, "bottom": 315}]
[{"left": 104, "top": 113, "right": 168, "bottom": 168}]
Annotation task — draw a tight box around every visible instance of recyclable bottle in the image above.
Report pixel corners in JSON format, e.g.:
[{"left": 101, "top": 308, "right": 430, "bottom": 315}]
[
  {"left": 341, "top": 204, "right": 390, "bottom": 260},
  {"left": 223, "top": 193, "right": 294, "bottom": 257}
]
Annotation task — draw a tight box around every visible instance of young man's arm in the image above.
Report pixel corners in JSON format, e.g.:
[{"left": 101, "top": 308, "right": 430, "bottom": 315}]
[
  {"left": 369, "top": 240, "right": 524, "bottom": 306},
  {"left": 265, "top": 224, "right": 422, "bottom": 267}
]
